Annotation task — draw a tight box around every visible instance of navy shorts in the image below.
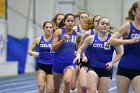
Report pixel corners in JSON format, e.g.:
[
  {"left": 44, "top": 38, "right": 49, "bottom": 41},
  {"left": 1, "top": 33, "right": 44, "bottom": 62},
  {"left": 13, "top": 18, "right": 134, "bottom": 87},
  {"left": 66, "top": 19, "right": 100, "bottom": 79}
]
[
  {"left": 53, "top": 62, "right": 76, "bottom": 74},
  {"left": 36, "top": 63, "right": 53, "bottom": 74},
  {"left": 88, "top": 66, "right": 113, "bottom": 79},
  {"left": 117, "top": 66, "right": 140, "bottom": 80}
]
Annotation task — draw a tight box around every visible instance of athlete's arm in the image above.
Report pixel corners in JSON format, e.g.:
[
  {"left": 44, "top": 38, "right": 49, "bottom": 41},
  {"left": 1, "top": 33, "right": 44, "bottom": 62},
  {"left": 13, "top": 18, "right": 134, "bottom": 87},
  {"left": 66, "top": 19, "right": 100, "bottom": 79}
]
[
  {"left": 108, "top": 23, "right": 135, "bottom": 45},
  {"left": 106, "top": 45, "right": 123, "bottom": 70},
  {"left": 28, "top": 37, "right": 40, "bottom": 57},
  {"left": 81, "top": 31, "right": 91, "bottom": 44},
  {"left": 52, "top": 29, "right": 63, "bottom": 51},
  {"left": 73, "top": 35, "right": 94, "bottom": 63},
  {"left": 76, "top": 32, "right": 82, "bottom": 50}
]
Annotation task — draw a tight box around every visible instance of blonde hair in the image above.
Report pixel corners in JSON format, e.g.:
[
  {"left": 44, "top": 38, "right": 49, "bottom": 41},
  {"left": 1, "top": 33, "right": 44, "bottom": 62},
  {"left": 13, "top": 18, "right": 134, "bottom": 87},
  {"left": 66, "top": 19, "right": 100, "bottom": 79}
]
[
  {"left": 126, "top": 1, "right": 140, "bottom": 21},
  {"left": 82, "top": 17, "right": 94, "bottom": 30}
]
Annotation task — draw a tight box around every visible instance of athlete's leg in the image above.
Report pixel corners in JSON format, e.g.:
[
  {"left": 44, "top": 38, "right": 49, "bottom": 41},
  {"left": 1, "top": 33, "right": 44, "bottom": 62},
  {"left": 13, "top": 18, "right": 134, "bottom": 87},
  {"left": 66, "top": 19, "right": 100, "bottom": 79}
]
[
  {"left": 132, "top": 75, "right": 140, "bottom": 93},
  {"left": 116, "top": 75, "right": 131, "bottom": 93},
  {"left": 36, "top": 70, "right": 46, "bottom": 93}
]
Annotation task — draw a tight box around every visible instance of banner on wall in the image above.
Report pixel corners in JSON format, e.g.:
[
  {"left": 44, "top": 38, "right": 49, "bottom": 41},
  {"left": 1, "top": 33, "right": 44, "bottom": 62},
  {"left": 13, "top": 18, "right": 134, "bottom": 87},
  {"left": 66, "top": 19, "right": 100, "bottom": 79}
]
[
  {"left": 0, "top": 21, "right": 6, "bottom": 63},
  {"left": 0, "top": 0, "right": 5, "bottom": 16}
]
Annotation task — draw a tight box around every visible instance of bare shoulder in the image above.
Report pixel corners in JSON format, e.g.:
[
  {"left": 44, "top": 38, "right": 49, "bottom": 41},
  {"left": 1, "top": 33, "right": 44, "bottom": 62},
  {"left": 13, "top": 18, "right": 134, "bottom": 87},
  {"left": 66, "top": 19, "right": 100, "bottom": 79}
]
[
  {"left": 118, "top": 22, "right": 130, "bottom": 37},
  {"left": 85, "top": 35, "right": 94, "bottom": 45},
  {"left": 87, "top": 35, "right": 94, "bottom": 40},
  {"left": 119, "top": 22, "right": 130, "bottom": 32},
  {"left": 54, "top": 29, "right": 62, "bottom": 35},
  {"left": 34, "top": 37, "right": 41, "bottom": 44},
  {"left": 85, "top": 31, "right": 91, "bottom": 36}
]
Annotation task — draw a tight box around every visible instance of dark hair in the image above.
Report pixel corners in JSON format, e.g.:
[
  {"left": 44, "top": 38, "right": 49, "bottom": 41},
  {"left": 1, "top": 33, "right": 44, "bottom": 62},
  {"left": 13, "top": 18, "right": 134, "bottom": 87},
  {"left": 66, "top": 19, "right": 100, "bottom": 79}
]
[
  {"left": 93, "top": 15, "right": 101, "bottom": 23},
  {"left": 51, "top": 13, "right": 64, "bottom": 25},
  {"left": 43, "top": 21, "right": 53, "bottom": 29},
  {"left": 58, "top": 13, "right": 76, "bottom": 28},
  {"left": 97, "top": 17, "right": 113, "bottom": 33},
  {"left": 97, "top": 17, "right": 110, "bottom": 25},
  {"left": 126, "top": 1, "right": 140, "bottom": 21},
  {"left": 92, "top": 15, "right": 101, "bottom": 29},
  {"left": 108, "top": 26, "right": 115, "bottom": 34}
]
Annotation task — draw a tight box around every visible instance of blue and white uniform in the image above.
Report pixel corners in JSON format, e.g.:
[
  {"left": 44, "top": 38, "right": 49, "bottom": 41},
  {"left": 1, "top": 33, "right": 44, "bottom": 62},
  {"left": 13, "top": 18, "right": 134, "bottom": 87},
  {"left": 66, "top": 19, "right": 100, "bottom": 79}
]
[
  {"left": 85, "top": 29, "right": 95, "bottom": 60},
  {"left": 77, "top": 25, "right": 95, "bottom": 67},
  {"left": 119, "top": 22, "right": 140, "bottom": 70},
  {"left": 38, "top": 36, "right": 54, "bottom": 65},
  {"left": 87, "top": 33, "right": 114, "bottom": 79},
  {"left": 53, "top": 28, "right": 77, "bottom": 74},
  {"left": 117, "top": 22, "right": 140, "bottom": 80},
  {"left": 87, "top": 33, "right": 114, "bottom": 69},
  {"left": 36, "top": 36, "right": 54, "bottom": 74}
]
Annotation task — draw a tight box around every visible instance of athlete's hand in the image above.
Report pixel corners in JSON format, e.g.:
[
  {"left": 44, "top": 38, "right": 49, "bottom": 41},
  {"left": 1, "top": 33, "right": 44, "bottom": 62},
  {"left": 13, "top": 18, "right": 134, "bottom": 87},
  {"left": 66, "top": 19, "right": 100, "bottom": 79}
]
[
  {"left": 63, "top": 34, "right": 70, "bottom": 41},
  {"left": 32, "top": 52, "right": 39, "bottom": 57},
  {"left": 82, "top": 55, "right": 88, "bottom": 63},
  {"left": 73, "top": 54, "right": 80, "bottom": 64},
  {"left": 106, "top": 62, "right": 113, "bottom": 70},
  {"left": 128, "top": 37, "right": 140, "bottom": 44}
]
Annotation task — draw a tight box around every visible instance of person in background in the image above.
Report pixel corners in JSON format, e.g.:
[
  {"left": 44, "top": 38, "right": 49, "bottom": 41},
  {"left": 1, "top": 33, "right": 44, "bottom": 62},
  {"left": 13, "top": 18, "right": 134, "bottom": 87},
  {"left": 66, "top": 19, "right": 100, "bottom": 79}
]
[
  {"left": 51, "top": 13, "right": 65, "bottom": 31},
  {"left": 52, "top": 13, "right": 81, "bottom": 93},
  {"left": 81, "top": 15, "right": 101, "bottom": 41},
  {"left": 108, "top": 1, "right": 140, "bottom": 93},
  {"left": 73, "top": 11, "right": 90, "bottom": 93},
  {"left": 28, "top": 21, "right": 54, "bottom": 93},
  {"left": 74, "top": 17, "right": 123, "bottom": 93}
]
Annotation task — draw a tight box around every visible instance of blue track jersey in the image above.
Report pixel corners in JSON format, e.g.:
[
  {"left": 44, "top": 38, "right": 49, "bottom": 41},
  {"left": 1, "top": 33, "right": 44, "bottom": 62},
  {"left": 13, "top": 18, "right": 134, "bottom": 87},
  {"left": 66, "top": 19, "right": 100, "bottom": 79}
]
[
  {"left": 38, "top": 36, "right": 54, "bottom": 65},
  {"left": 119, "top": 22, "right": 140, "bottom": 70},
  {"left": 54, "top": 28, "right": 77, "bottom": 63},
  {"left": 87, "top": 33, "right": 114, "bottom": 68}
]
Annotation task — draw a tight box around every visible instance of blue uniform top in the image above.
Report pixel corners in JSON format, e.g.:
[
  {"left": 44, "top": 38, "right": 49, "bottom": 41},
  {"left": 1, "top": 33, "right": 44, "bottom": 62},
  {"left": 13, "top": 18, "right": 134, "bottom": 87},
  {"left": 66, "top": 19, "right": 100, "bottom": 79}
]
[
  {"left": 54, "top": 28, "right": 77, "bottom": 63},
  {"left": 85, "top": 29, "right": 95, "bottom": 59},
  {"left": 90, "top": 29, "right": 95, "bottom": 35},
  {"left": 77, "top": 25, "right": 85, "bottom": 36},
  {"left": 87, "top": 33, "right": 115, "bottom": 68},
  {"left": 38, "top": 36, "right": 55, "bottom": 65},
  {"left": 119, "top": 22, "right": 140, "bottom": 70}
]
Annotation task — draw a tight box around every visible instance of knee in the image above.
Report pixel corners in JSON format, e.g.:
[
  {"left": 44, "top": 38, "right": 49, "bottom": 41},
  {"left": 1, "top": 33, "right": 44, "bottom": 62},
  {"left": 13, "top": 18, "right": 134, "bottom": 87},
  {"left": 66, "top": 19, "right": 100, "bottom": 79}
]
[
  {"left": 81, "top": 86, "right": 87, "bottom": 91},
  {"left": 47, "top": 89, "right": 54, "bottom": 93},
  {"left": 79, "top": 82, "right": 87, "bottom": 91},
  {"left": 88, "top": 88, "right": 97, "bottom": 93},
  {"left": 47, "top": 87, "right": 54, "bottom": 93},
  {"left": 64, "top": 77, "right": 71, "bottom": 85},
  {"left": 64, "top": 80, "right": 71, "bottom": 86},
  {"left": 38, "top": 83, "right": 45, "bottom": 91}
]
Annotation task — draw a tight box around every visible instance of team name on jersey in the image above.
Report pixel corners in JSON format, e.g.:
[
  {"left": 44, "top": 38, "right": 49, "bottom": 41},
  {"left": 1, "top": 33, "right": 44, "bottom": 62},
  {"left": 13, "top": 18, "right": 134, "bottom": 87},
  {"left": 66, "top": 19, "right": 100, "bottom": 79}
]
[
  {"left": 40, "top": 44, "right": 51, "bottom": 47},
  {"left": 131, "top": 33, "right": 140, "bottom": 38},
  {"left": 93, "top": 42, "right": 110, "bottom": 50}
]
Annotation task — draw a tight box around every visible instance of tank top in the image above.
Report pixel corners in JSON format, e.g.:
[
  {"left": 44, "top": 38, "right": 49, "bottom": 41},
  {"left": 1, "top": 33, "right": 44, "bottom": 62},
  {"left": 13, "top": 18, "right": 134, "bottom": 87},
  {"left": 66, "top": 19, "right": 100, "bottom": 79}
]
[
  {"left": 54, "top": 28, "right": 77, "bottom": 63},
  {"left": 87, "top": 33, "right": 114, "bottom": 68},
  {"left": 119, "top": 22, "right": 140, "bottom": 70},
  {"left": 38, "top": 36, "right": 54, "bottom": 65}
]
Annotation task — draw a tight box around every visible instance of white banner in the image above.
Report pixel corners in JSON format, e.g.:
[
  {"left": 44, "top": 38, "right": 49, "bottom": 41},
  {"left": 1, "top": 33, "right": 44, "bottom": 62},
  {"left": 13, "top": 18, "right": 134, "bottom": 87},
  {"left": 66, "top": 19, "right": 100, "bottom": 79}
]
[{"left": 0, "top": 19, "right": 7, "bottom": 63}]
